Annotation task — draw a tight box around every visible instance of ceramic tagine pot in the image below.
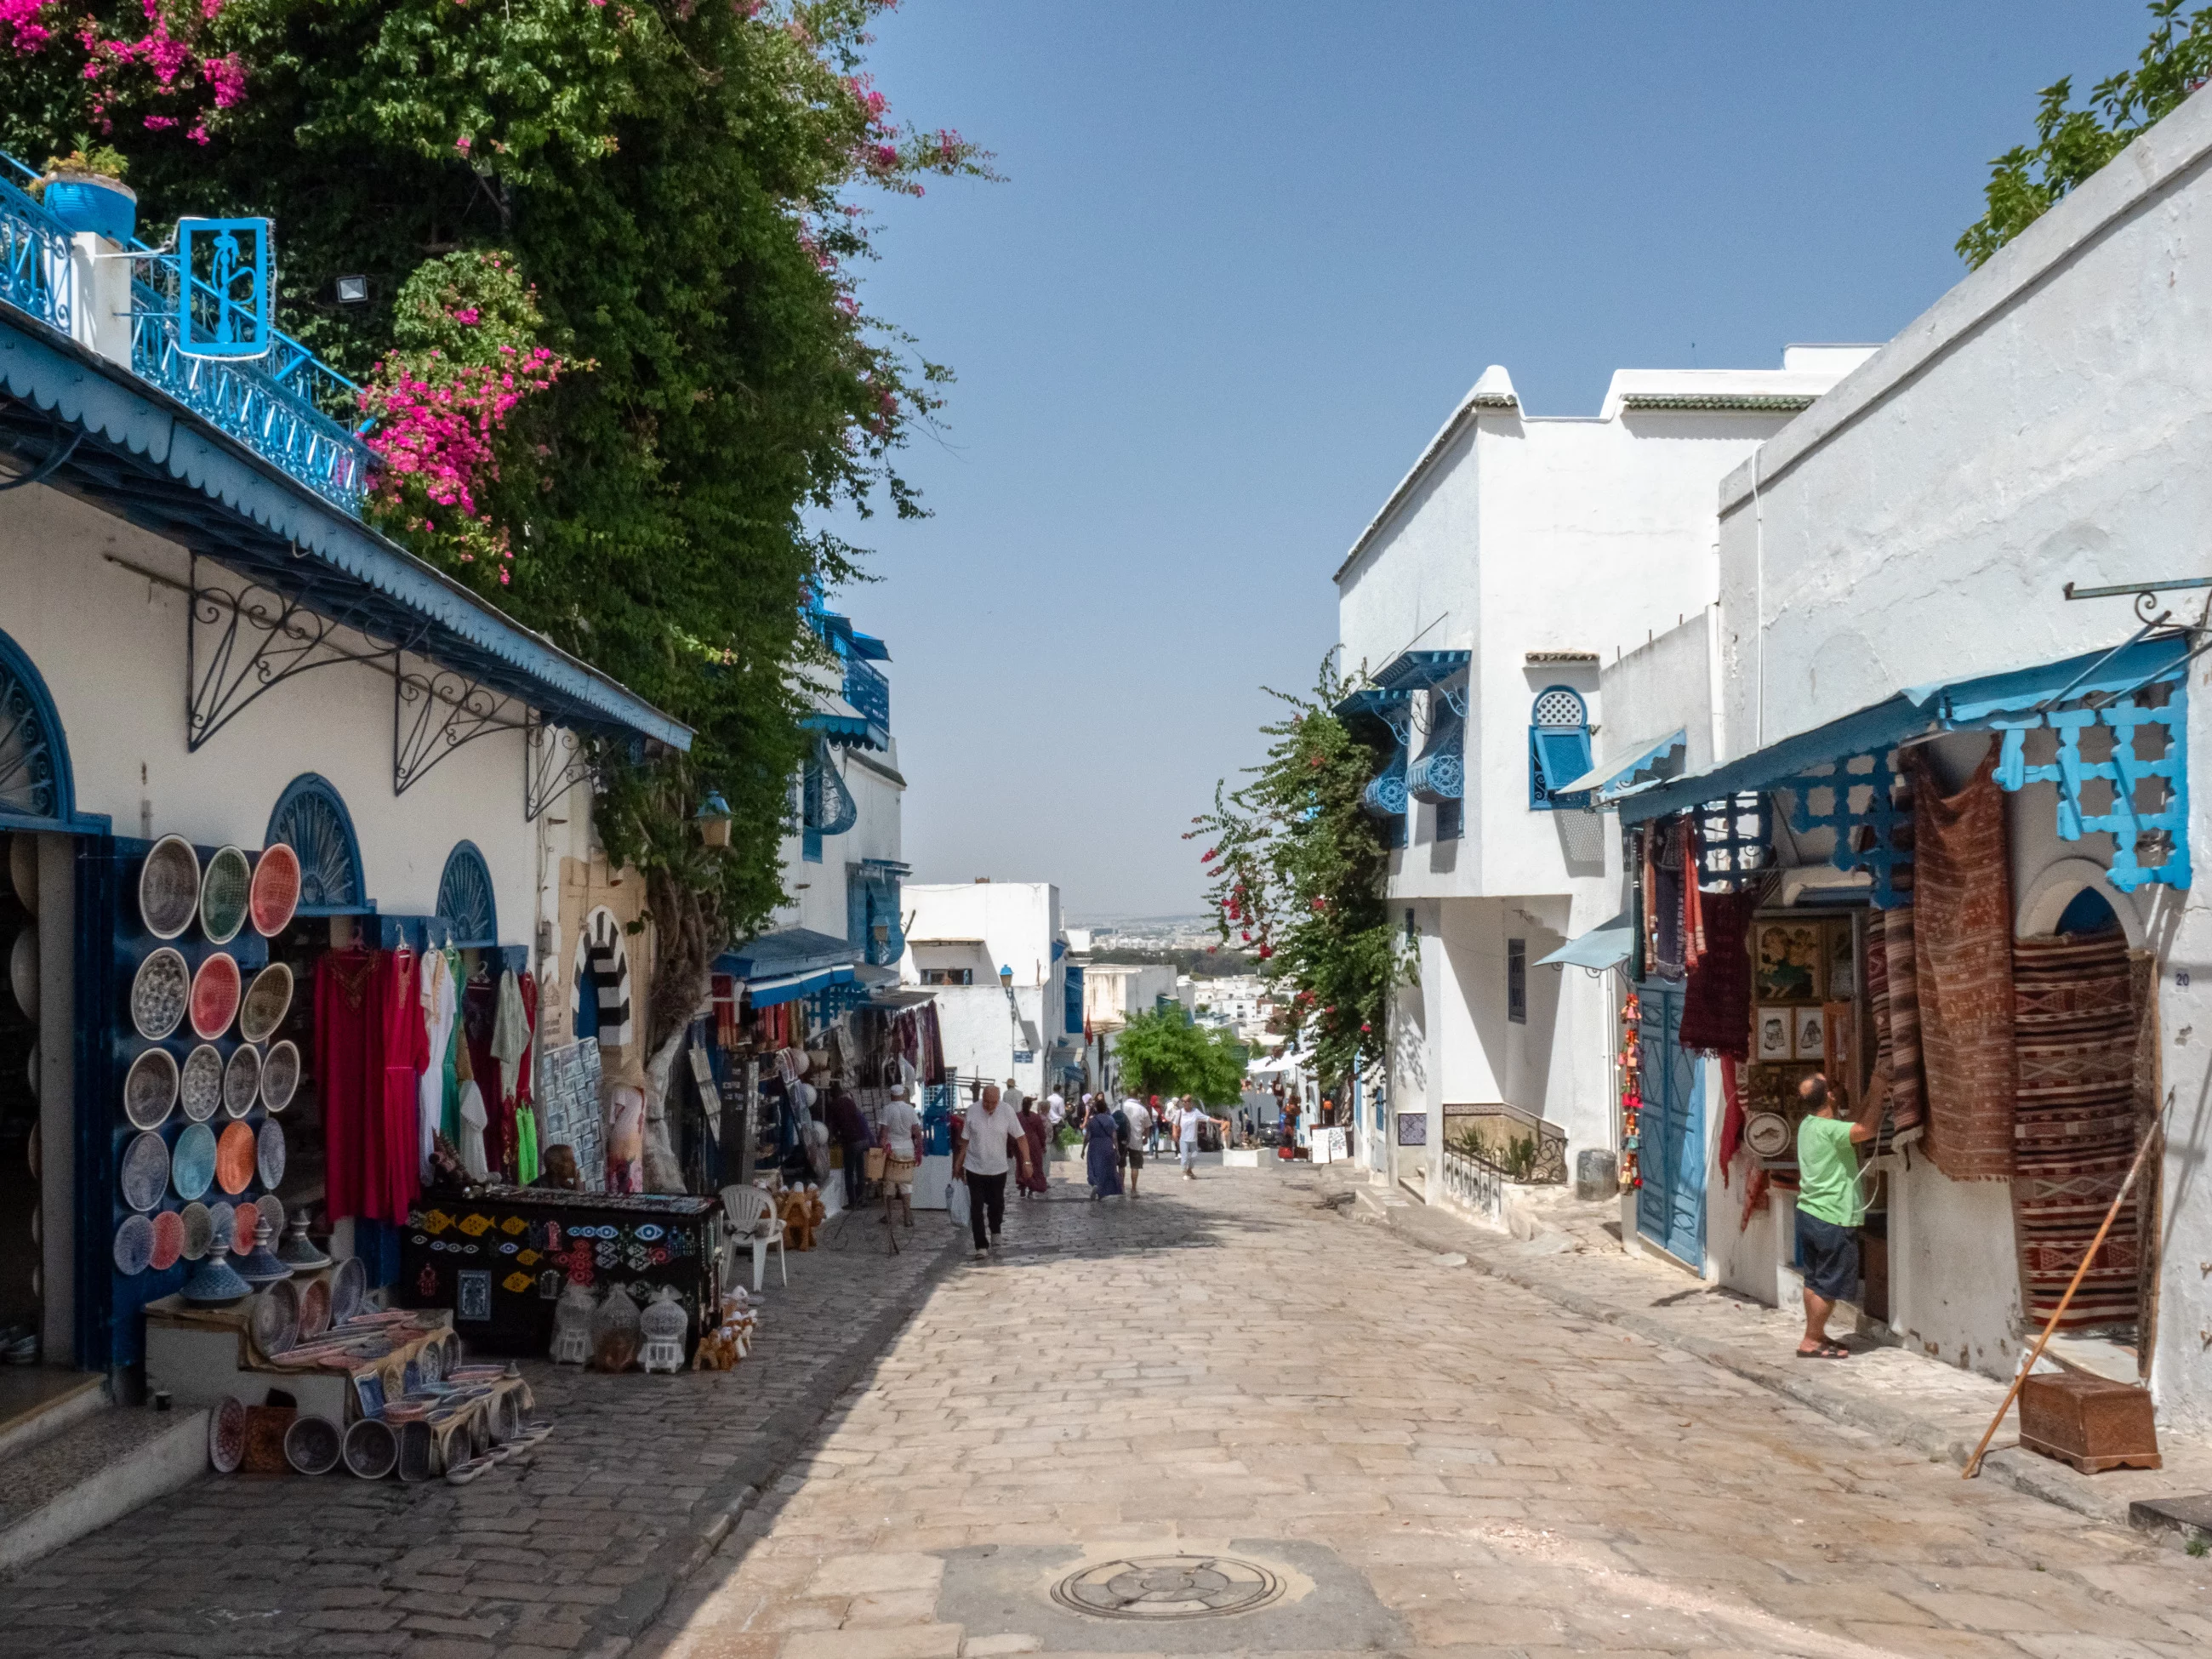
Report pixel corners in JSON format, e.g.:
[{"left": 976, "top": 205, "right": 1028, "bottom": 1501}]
[
  {"left": 181, "top": 1241, "right": 251, "bottom": 1306},
  {"left": 232, "top": 1217, "right": 292, "bottom": 1287}
]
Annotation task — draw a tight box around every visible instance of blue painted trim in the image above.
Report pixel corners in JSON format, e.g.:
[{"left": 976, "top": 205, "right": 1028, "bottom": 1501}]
[
  {"left": 0, "top": 622, "right": 98, "bottom": 832},
  {"left": 267, "top": 772, "right": 371, "bottom": 915},
  {"left": 72, "top": 836, "right": 117, "bottom": 1375},
  {"left": 436, "top": 839, "right": 499, "bottom": 947},
  {"left": 0, "top": 310, "right": 691, "bottom": 750},
  {"left": 1372, "top": 648, "right": 1472, "bottom": 693}
]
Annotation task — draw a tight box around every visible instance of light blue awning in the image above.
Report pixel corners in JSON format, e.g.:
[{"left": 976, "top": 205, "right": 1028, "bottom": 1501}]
[
  {"left": 1561, "top": 729, "right": 1685, "bottom": 800},
  {"left": 1536, "top": 913, "right": 1632, "bottom": 971},
  {"left": 746, "top": 965, "right": 856, "bottom": 1007}
]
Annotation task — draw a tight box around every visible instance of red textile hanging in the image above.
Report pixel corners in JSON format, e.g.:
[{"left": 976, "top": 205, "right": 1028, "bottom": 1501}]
[
  {"left": 1717, "top": 1055, "right": 1745, "bottom": 1186},
  {"left": 1681, "top": 818, "right": 1707, "bottom": 970},
  {"left": 316, "top": 945, "right": 378, "bottom": 1222},
  {"left": 1678, "top": 888, "right": 1756, "bottom": 1058},
  {"left": 371, "top": 948, "right": 428, "bottom": 1223}
]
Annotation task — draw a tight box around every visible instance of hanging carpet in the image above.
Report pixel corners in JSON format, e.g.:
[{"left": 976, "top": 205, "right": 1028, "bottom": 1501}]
[
  {"left": 1678, "top": 888, "right": 1756, "bottom": 1058},
  {"left": 2010, "top": 931, "right": 2144, "bottom": 1333},
  {"left": 1908, "top": 742, "right": 2015, "bottom": 1181}
]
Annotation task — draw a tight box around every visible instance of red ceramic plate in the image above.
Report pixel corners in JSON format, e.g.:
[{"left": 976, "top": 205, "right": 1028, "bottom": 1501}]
[
  {"left": 190, "top": 953, "right": 242, "bottom": 1040},
  {"left": 215, "top": 1120, "right": 256, "bottom": 1196},
  {"left": 249, "top": 845, "right": 301, "bottom": 938},
  {"left": 150, "top": 1208, "right": 185, "bottom": 1272}
]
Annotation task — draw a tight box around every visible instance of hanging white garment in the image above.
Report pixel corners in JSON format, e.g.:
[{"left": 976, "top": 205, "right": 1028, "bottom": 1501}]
[
  {"left": 458, "top": 1078, "right": 490, "bottom": 1181},
  {"left": 418, "top": 949, "right": 457, "bottom": 1180},
  {"left": 491, "top": 967, "right": 529, "bottom": 1108}
]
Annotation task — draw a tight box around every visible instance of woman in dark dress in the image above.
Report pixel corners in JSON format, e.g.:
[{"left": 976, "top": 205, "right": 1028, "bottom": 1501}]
[
  {"left": 1084, "top": 1102, "right": 1124, "bottom": 1200},
  {"left": 1018, "top": 1097, "right": 1051, "bottom": 1197}
]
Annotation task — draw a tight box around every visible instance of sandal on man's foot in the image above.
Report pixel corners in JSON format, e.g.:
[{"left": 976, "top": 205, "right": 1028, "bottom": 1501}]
[{"left": 1795, "top": 1342, "right": 1850, "bottom": 1360}]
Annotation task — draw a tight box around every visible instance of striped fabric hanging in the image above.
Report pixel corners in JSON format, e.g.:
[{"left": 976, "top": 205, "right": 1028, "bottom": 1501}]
[{"left": 571, "top": 905, "right": 634, "bottom": 1048}]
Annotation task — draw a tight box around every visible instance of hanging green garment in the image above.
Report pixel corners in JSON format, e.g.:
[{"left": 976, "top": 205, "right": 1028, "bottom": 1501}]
[
  {"left": 440, "top": 948, "right": 465, "bottom": 1141},
  {"left": 516, "top": 1100, "right": 541, "bottom": 1185}
]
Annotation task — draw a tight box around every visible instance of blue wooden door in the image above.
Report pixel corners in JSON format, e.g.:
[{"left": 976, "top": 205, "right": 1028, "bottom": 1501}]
[{"left": 1634, "top": 983, "right": 1706, "bottom": 1266}]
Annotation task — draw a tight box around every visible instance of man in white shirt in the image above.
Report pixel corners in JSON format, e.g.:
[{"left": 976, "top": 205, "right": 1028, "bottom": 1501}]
[
  {"left": 1177, "top": 1099, "right": 1228, "bottom": 1179},
  {"left": 877, "top": 1083, "right": 922, "bottom": 1229},
  {"left": 955, "top": 1084, "right": 1029, "bottom": 1255},
  {"left": 1119, "top": 1093, "right": 1154, "bottom": 1199}
]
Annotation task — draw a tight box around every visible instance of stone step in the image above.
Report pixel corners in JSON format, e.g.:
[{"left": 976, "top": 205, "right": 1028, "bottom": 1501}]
[
  {"left": 0, "top": 1402, "right": 209, "bottom": 1575},
  {"left": 0, "top": 1371, "right": 107, "bottom": 1462}
]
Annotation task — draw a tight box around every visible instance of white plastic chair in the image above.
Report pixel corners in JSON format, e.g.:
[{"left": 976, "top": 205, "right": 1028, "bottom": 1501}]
[{"left": 721, "top": 1184, "right": 787, "bottom": 1291}]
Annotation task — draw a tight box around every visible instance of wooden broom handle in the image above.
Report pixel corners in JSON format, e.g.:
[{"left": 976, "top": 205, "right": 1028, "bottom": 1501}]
[{"left": 1962, "top": 1109, "right": 2164, "bottom": 1479}]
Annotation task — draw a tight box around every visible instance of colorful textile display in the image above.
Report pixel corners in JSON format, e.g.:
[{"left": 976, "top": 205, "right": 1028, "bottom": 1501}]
[
  {"left": 2010, "top": 931, "right": 2144, "bottom": 1331},
  {"left": 1879, "top": 904, "right": 1925, "bottom": 1138},
  {"left": 417, "top": 947, "right": 457, "bottom": 1183},
  {"left": 1908, "top": 743, "right": 2014, "bottom": 1180},
  {"left": 1678, "top": 888, "right": 1755, "bottom": 1058},
  {"left": 316, "top": 946, "right": 378, "bottom": 1222}
]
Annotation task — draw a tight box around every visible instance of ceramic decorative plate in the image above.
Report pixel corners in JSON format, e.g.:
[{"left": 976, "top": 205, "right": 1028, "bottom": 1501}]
[
  {"left": 256, "top": 1120, "right": 287, "bottom": 1190},
  {"left": 8, "top": 926, "right": 35, "bottom": 1021},
  {"left": 342, "top": 1417, "right": 396, "bottom": 1479},
  {"left": 260, "top": 1040, "right": 300, "bottom": 1114},
  {"left": 180, "top": 1043, "right": 224, "bottom": 1123},
  {"left": 256, "top": 1194, "right": 286, "bottom": 1246},
  {"left": 172, "top": 1121, "right": 218, "bottom": 1203},
  {"left": 208, "top": 1200, "right": 237, "bottom": 1251},
  {"left": 190, "top": 953, "right": 242, "bottom": 1041},
  {"left": 248, "top": 844, "right": 301, "bottom": 938},
  {"left": 138, "top": 835, "right": 201, "bottom": 941},
  {"left": 150, "top": 1208, "right": 185, "bottom": 1272},
  {"left": 223, "top": 1045, "right": 261, "bottom": 1119},
  {"left": 199, "top": 847, "right": 252, "bottom": 945},
  {"left": 298, "top": 1275, "right": 331, "bottom": 1340},
  {"left": 129, "top": 948, "right": 190, "bottom": 1041},
  {"left": 112, "top": 1212, "right": 155, "bottom": 1275},
  {"left": 251, "top": 1278, "right": 299, "bottom": 1356},
  {"left": 208, "top": 1395, "right": 247, "bottom": 1474},
  {"left": 330, "top": 1256, "right": 367, "bottom": 1326},
  {"left": 1745, "top": 1112, "right": 1793, "bottom": 1159},
  {"left": 180, "top": 1200, "right": 213, "bottom": 1262},
  {"left": 216, "top": 1120, "right": 256, "bottom": 1195},
  {"left": 239, "top": 962, "right": 293, "bottom": 1044},
  {"left": 284, "top": 1413, "right": 341, "bottom": 1476},
  {"left": 123, "top": 1046, "right": 180, "bottom": 1131},
  {"left": 119, "top": 1131, "right": 169, "bottom": 1212}
]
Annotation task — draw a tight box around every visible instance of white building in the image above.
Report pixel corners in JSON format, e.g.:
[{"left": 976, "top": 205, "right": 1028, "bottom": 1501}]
[
  {"left": 899, "top": 881, "right": 1076, "bottom": 1102},
  {"left": 1337, "top": 348, "right": 1874, "bottom": 1192}
]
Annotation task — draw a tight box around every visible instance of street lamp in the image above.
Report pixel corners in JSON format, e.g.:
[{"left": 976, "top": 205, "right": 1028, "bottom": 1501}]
[{"left": 694, "top": 790, "right": 733, "bottom": 848}]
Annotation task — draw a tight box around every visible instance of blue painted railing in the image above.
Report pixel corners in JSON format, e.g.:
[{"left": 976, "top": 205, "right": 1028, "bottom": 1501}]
[
  {"left": 843, "top": 656, "right": 890, "bottom": 732},
  {"left": 0, "top": 157, "right": 372, "bottom": 516}
]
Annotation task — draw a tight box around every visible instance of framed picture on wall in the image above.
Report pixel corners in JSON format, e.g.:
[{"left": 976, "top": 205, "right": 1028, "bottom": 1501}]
[
  {"left": 1756, "top": 1007, "right": 1793, "bottom": 1062},
  {"left": 1793, "top": 1005, "right": 1827, "bottom": 1062},
  {"left": 1754, "top": 922, "right": 1824, "bottom": 1003},
  {"left": 1828, "top": 920, "right": 1856, "bottom": 999},
  {"left": 1396, "top": 1111, "right": 1427, "bottom": 1147}
]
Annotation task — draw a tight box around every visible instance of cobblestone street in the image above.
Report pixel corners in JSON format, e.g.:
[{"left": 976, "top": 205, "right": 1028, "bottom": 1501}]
[{"left": 644, "top": 1166, "right": 2212, "bottom": 1659}]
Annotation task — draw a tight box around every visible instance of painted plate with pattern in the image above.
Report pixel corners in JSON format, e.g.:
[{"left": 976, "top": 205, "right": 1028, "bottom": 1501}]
[
  {"left": 260, "top": 1040, "right": 300, "bottom": 1114},
  {"left": 223, "top": 1044, "right": 261, "bottom": 1119},
  {"left": 130, "top": 948, "right": 190, "bottom": 1041},
  {"left": 180, "top": 1201, "right": 213, "bottom": 1262},
  {"left": 248, "top": 844, "right": 301, "bottom": 938},
  {"left": 239, "top": 962, "right": 293, "bottom": 1044},
  {"left": 216, "top": 1120, "right": 256, "bottom": 1195},
  {"left": 123, "top": 1046, "right": 180, "bottom": 1131},
  {"left": 256, "top": 1120, "right": 287, "bottom": 1190},
  {"left": 172, "top": 1122, "right": 218, "bottom": 1203},
  {"left": 330, "top": 1256, "right": 367, "bottom": 1326},
  {"left": 208, "top": 1200, "right": 237, "bottom": 1251},
  {"left": 150, "top": 1208, "right": 185, "bottom": 1272},
  {"left": 1745, "top": 1112, "right": 1793, "bottom": 1160},
  {"left": 180, "top": 1044, "right": 224, "bottom": 1123},
  {"left": 190, "top": 952, "right": 242, "bottom": 1041},
  {"left": 112, "top": 1212, "right": 155, "bottom": 1276},
  {"left": 119, "top": 1131, "right": 169, "bottom": 1213},
  {"left": 209, "top": 1395, "right": 247, "bottom": 1474}
]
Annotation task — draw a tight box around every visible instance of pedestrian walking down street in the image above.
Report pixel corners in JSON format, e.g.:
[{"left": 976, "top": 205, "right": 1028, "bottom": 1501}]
[
  {"left": 1147, "top": 1095, "right": 1167, "bottom": 1154},
  {"left": 1084, "top": 1098, "right": 1124, "bottom": 1200},
  {"left": 826, "top": 1085, "right": 872, "bottom": 1211},
  {"left": 1177, "top": 1098, "right": 1228, "bottom": 1179},
  {"left": 877, "top": 1081, "right": 921, "bottom": 1228},
  {"left": 1119, "top": 1092, "right": 1152, "bottom": 1199},
  {"left": 955, "top": 1084, "right": 1029, "bottom": 1256},
  {"left": 1793, "top": 1072, "right": 1877, "bottom": 1359},
  {"left": 1018, "top": 1097, "right": 1051, "bottom": 1197}
]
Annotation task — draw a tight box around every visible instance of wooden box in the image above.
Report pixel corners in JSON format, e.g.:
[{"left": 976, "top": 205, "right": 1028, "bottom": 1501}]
[{"left": 2018, "top": 1371, "right": 2161, "bottom": 1474}]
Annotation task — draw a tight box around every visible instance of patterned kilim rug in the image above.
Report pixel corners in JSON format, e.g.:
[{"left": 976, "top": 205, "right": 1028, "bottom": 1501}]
[{"left": 2010, "top": 931, "right": 2141, "bottom": 1333}]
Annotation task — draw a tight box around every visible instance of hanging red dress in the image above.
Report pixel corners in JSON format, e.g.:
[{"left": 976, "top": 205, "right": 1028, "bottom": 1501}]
[
  {"left": 370, "top": 948, "right": 429, "bottom": 1223},
  {"left": 316, "top": 946, "right": 378, "bottom": 1222}
]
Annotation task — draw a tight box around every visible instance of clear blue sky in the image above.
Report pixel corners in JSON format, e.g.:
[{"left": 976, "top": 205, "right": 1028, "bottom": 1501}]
[{"left": 818, "top": 0, "right": 2154, "bottom": 921}]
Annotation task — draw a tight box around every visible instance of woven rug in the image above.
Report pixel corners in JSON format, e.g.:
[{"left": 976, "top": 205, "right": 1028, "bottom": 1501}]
[
  {"left": 1909, "top": 744, "right": 2015, "bottom": 1180},
  {"left": 2010, "top": 932, "right": 2141, "bottom": 1332}
]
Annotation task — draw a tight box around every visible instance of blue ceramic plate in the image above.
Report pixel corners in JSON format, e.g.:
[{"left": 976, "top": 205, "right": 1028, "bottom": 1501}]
[
  {"left": 208, "top": 1200, "right": 236, "bottom": 1250},
  {"left": 172, "top": 1121, "right": 218, "bottom": 1202},
  {"left": 257, "top": 1120, "right": 287, "bottom": 1189},
  {"left": 113, "top": 1212, "right": 155, "bottom": 1275},
  {"left": 119, "top": 1131, "right": 169, "bottom": 1212}
]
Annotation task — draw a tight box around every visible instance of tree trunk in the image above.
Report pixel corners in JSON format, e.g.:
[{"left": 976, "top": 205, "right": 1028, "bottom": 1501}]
[{"left": 638, "top": 867, "right": 726, "bottom": 1192}]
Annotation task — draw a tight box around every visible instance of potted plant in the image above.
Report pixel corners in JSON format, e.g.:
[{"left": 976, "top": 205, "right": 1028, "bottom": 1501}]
[{"left": 38, "top": 146, "right": 136, "bottom": 243}]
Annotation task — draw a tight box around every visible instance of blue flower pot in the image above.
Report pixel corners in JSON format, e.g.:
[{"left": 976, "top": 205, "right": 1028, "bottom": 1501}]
[{"left": 42, "top": 174, "right": 137, "bottom": 242}]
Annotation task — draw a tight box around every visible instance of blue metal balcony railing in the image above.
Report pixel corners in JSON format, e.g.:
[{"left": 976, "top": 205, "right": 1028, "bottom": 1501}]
[
  {"left": 843, "top": 655, "right": 890, "bottom": 732},
  {"left": 0, "top": 163, "right": 372, "bottom": 516}
]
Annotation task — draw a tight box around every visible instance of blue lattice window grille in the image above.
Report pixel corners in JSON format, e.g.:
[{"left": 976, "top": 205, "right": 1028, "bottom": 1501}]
[
  {"left": 846, "top": 858, "right": 907, "bottom": 966},
  {"left": 176, "top": 219, "right": 272, "bottom": 359},
  {"left": 1063, "top": 963, "right": 1084, "bottom": 1039},
  {"left": 1776, "top": 748, "right": 1911, "bottom": 908},
  {"left": 0, "top": 626, "right": 72, "bottom": 828},
  {"left": 1991, "top": 675, "right": 2188, "bottom": 893},
  {"left": 1693, "top": 794, "right": 1772, "bottom": 892},
  {"left": 1529, "top": 687, "right": 1593, "bottom": 811},
  {"left": 436, "top": 841, "right": 499, "bottom": 948},
  {"left": 266, "top": 773, "right": 367, "bottom": 913}
]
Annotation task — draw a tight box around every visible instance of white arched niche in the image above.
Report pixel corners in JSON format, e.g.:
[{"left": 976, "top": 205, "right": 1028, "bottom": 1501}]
[{"left": 2014, "top": 856, "right": 2146, "bottom": 948}]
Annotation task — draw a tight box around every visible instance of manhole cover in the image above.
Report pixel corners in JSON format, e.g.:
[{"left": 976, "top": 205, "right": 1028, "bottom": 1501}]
[{"left": 1051, "top": 1554, "right": 1284, "bottom": 1621}]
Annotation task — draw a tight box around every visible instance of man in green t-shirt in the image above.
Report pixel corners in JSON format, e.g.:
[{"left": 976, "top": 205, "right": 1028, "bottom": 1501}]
[{"left": 1793, "top": 1073, "right": 1878, "bottom": 1360}]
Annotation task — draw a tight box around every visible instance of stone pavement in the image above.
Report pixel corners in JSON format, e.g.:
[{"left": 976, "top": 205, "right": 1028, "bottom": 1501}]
[
  {"left": 638, "top": 1162, "right": 2212, "bottom": 1659},
  {"left": 3, "top": 1201, "right": 966, "bottom": 1659},
  {"left": 1342, "top": 1168, "right": 2212, "bottom": 1541}
]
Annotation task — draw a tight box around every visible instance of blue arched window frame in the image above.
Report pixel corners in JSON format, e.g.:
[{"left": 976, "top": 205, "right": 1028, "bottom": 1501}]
[
  {"left": 1529, "top": 686, "right": 1593, "bottom": 811},
  {"left": 436, "top": 840, "right": 499, "bottom": 948},
  {"left": 0, "top": 624, "right": 80, "bottom": 831},
  {"left": 266, "top": 773, "right": 369, "bottom": 914}
]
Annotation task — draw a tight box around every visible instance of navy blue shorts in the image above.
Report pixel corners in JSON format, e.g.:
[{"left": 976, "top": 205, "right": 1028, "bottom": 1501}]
[{"left": 1796, "top": 1210, "right": 1860, "bottom": 1301}]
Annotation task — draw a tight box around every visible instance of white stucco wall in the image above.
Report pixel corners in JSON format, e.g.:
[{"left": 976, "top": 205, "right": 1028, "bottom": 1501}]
[
  {"left": 1704, "top": 86, "right": 2212, "bottom": 1428},
  {"left": 772, "top": 741, "right": 905, "bottom": 946}
]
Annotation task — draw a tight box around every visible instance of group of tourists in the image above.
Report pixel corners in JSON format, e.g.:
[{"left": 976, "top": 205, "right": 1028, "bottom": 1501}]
[{"left": 1075, "top": 1090, "right": 1225, "bottom": 1202}]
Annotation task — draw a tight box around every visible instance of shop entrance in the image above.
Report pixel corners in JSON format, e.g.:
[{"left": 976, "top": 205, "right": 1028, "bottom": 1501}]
[{"left": 1634, "top": 982, "right": 1704, "bottom": 1268}]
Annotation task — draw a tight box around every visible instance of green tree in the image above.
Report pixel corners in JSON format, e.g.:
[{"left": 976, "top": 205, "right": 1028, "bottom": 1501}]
[
  {"left": 1189, "top": 655, "right": 1411, "bottom": 1089},
  {"left": 1958, "top": 1, "right": 2212, "bottom": 267},
  {"left": 0, "top": 2, "right": 991, "bottom": 1079},
  {"left": 1111, "top": 1006, "right": 1247, "bottom": 1107}
]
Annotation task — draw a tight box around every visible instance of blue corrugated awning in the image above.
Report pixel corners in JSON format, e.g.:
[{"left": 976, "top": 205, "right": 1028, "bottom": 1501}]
[
  {"left": 1536, "top": 914, "right": 1631, "bottom": 971},
  {"left": 716, "top": 928, "right": 858, "bottom": 992},
  {"left": 746, "top": 965, "right": 856, "bottom": 1006},
  {"left": 1561, "top": 728, "right": 1686, "bottom": 799},
  {"left": 849, "top": 632, "right": 891, "bottom": 661},
  {"left": 0, "top": 309, "right": 691, "bottom": 748},
  {"left": 1372, "top": 648, "right": 1471, "bottom": 692}
]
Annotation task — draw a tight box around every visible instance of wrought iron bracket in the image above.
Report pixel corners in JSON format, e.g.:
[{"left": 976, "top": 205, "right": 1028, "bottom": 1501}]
[
  {"left": 2063, "top": 573, "right": 2212, "bottom": 628},
  {"left": 525, "top": 715, "right": 596, "bottom": 820},
  {"left": 180, "top": 555, "right": 398, "bottom": 752},
  {"left": 395, "top": 656, "right": 527, "bottom": 795}
]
